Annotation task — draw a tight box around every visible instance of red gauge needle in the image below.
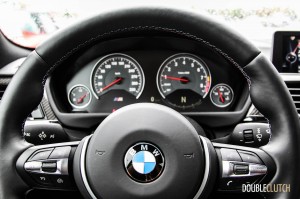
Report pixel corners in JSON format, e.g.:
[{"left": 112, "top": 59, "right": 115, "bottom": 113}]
[
  {"left": 99, "top": 77, "right": 123, "bottom": 93},
  {"left": 163, "top": 75, "right": 189, "bottom": 82},
  {"left": 77, "top": 93, "right": 88, "bottom": 104},
  {"left": 293, "top": 40, "right": 300, "bottom": 53},
  {"left": 218, "top": 89, "right": 225, "bottom": 103}
]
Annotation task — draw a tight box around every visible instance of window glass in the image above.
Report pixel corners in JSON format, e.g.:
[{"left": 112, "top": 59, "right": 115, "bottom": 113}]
[{"left": 0, "top": 0, "right": 299, "bottom": 56}]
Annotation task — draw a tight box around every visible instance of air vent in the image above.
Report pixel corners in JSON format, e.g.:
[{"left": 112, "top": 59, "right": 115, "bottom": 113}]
[
  {"left": 246, "top": 77, "right": 300, "bottom": 119},
  {"left": 286, "top": 82, "right": 300, "bottom": 114}
]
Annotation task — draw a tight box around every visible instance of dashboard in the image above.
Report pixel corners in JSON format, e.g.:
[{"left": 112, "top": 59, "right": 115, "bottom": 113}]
[{"left": 46, "top": 37, "right": 249, "bottom": 128}]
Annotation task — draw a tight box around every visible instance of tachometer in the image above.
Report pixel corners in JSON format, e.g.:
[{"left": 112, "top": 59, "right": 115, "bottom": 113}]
[
  {"left": 91, "top": 54, "right": 145, "bottom": 99},
  {"left": 157, "top": 53, "right": 211, "bottom": 109}
]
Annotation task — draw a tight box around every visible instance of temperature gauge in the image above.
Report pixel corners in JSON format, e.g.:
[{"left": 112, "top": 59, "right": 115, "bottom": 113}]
[
  {"left": 68, "top": 85, "right": 91, "bottom": 109},
  {"left": 210, "top": 84, "right": 234, "bottom": 108}
]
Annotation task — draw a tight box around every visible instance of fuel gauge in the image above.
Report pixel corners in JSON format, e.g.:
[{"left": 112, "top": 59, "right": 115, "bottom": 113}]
[{"left": 210, "top": 84, "right": 234, "bottom": 108}]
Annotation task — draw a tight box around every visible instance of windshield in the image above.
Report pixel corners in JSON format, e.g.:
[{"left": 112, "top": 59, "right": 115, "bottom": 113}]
[{"left": 0, "top": 0, "right": 300, "bottom": 57}]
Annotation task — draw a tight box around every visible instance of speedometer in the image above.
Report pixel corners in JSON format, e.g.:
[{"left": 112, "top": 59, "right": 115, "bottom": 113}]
[
  {"left": 91, "top": 54, "right": 145, "bottom": 99},
  {"left": 157, "top": 53, "right": 211, "bottom": 109}
]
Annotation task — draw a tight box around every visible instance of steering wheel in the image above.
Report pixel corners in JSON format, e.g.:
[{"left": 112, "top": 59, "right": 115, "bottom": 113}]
[{"left": 1, "top": 6, "right": 300, "bottom": 199}]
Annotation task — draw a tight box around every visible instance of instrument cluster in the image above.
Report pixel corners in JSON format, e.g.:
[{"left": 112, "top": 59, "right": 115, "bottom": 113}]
[{"left": 66, "top": 52, "right": 236, "bottom": 113}]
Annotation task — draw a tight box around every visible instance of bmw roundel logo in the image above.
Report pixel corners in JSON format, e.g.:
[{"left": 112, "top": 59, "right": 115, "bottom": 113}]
[{"left": 124, "top": 142, "right": 165, "bottom": 183}]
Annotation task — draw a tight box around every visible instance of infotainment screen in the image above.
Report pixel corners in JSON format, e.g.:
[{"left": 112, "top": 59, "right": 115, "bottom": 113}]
[{"left": 272, "top": 31, "right": 300, "bottom": 73}]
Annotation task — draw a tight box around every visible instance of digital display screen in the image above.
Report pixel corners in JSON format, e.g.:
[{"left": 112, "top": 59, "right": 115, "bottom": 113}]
[{"left": 281, "top": 35, "right": 300, "bottom": 73}]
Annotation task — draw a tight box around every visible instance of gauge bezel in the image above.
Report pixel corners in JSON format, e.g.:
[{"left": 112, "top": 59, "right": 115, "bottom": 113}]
[
  {"left": 210, "top": 83, "right": 234, "bottom": 108},
  {"left": 156, "top": 53, "right": 212, "bottom": 99},
  {"left": 90, "top": 53, "right": 145, "bottom": 100},
  {"left": 68, "top": 84, "right": 92, "bottom": 109}
]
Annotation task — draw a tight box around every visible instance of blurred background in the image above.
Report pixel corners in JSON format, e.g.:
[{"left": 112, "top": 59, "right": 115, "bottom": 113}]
[{"left": 0, "top": 0, "right": 299, "bottom": 57}]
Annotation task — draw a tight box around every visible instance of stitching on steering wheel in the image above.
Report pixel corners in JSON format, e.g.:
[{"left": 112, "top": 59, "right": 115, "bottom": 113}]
[
  {"left": 40, "top": 26, "right": 252, "bottom": 86},
  {"left": 29, "top": 26, "right": 271, "bottom": 141}
]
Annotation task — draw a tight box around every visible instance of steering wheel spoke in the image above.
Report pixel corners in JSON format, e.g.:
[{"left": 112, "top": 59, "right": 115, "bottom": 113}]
[
  {"left": 16, "top": 141, "right": 79, "bottom": 191},
  {"left": 212, "top": 142, "right": 276, "bottom": 192}
]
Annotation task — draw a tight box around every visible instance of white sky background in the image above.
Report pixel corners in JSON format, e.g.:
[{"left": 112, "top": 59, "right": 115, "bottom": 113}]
[
  {"left": 1, "top": 0, "right": 300, "bottom": 56},
  {"left": 8, "top": 0, "right": 299, "bottom": 12}
]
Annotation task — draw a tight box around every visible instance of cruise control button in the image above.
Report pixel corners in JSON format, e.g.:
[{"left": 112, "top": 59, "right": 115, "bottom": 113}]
[
  {"left": 220, "top": 148, "right": 242, "bottom": 161},
  {"left": 233, "top": 164, "right": 249, "bottom": 175},
  {"left": 220, "top": 176, "right": 260, "bottom": 190},
  {"left": 49, "top": 146, "right": 71, "bottom": 159},
  {"left": 220, "top": 178, "right": 244, "bottom": 190},
  {"left": 50, "top": 175, "right": 71, "bottom": 188},
  {"left": 31, "top": 174, "right": 52, "bottom": 185},
  {"left": 238, "top": 151, "right": 262, "bottom": 164},
  {"left": 29, "top": 149, "right": 53, "bottom": 161},
  {"left": 42, "top": 162, "right": 57, "bottom": 172},
  {"left": 219, "top": 178, "right": 236, "bottom": 190}
]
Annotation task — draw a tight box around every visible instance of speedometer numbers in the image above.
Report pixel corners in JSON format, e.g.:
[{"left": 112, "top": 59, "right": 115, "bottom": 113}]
[
  {"left": 157, "top": 53, "right": 211, "bottom": 109},
  {"left": 91, "top": 54, "right": 145, "bottom": 99}
]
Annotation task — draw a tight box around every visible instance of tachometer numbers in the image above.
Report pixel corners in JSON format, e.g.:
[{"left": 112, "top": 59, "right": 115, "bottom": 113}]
[{"left": 157, "top": 53, "right": 211, "bottom": 109}]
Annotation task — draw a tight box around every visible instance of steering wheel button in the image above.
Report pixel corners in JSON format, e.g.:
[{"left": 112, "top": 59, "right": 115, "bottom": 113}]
[
  {"left": 49, "top": 146, "right": 71, "bottom": 159},
  {"left": 24, "top": 161, "right": 42, "bottom": 172},
  {"left": 220, "top": 148, "right": 242, "bottom": 161},
  {"left": 220, "top": 176, "right": 261, "bottom": 190},
  {"left": 219, "top": 178, "right": 241, "bottom": 190},
  {"left": 238, "top": 150, "right": 262, "bottom": 164},
  {"left": 42, "top": 162, "right": 57, "bottom": 172},
  {"left": 50, "top": 175, "right": 71, "bottom": 188},
  {"left": 29, "top": 149, "right": 53, "bottom": 161},
  {"left": 31, "top": 174, "right": 52, "bottom": 185},
  {"left": 249, "top": 164, "right": 267, "bottom": 175},
  {"left": 233, "top": 164, "right": 249, "bottom": 175}
]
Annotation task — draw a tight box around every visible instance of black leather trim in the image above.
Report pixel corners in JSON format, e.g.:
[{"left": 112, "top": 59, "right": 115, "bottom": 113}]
[{"left": 244, "top": 53, "right": 300, "bottom": 199}]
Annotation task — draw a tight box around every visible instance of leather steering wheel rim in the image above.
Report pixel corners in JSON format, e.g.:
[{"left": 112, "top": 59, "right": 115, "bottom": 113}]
[{"left": 0, "top": 6, "right": 300, "bottom": 199}]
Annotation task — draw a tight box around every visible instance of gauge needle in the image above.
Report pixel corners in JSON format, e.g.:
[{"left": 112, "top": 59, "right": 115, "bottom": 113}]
[
  {"left": 77, "top": 93, "right": 88, "bottom": 104},
  {"left": 163, "top": 75, "right": 189, "bottom": 82},
  {"left": 293, "top": 41, "right": 300, "bottom": 53},
  {"left": 218, "top": 89, "right": 225, "bottom": 103},
  {"left": 99, "top": 77, "right": 123, "bottom": 93}
]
